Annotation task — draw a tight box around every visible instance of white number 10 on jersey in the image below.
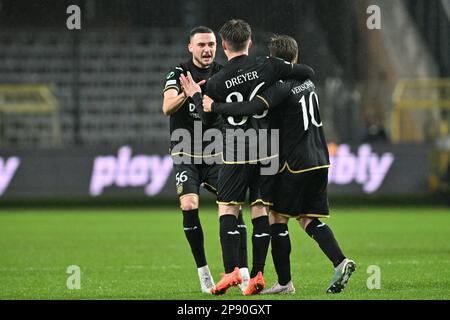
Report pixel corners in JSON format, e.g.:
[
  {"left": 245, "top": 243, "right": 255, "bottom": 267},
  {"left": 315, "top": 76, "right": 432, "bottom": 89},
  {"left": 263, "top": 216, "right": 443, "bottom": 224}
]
[{"left": 299, "top": 91, "right": 322, "bottom": 131}]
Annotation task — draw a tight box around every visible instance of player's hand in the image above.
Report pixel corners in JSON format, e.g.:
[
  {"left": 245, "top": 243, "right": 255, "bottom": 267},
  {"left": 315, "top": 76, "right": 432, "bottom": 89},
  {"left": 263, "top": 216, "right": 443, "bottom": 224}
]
[
  {"left": 203, "top": 95, "right": 214, "bottom": 113},
  {"left": 179, "top": 71, "right": 205, "bottom": 98}
]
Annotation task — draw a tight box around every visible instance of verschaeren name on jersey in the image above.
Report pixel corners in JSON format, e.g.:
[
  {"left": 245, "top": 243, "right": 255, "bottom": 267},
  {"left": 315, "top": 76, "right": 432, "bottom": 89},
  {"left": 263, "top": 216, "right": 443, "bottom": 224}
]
[
  {"left": 225, "top": 71, "right": 259, "bottom": 89},
  {"left": 291, "top": 79, "right": 314, "bottom": 94}
]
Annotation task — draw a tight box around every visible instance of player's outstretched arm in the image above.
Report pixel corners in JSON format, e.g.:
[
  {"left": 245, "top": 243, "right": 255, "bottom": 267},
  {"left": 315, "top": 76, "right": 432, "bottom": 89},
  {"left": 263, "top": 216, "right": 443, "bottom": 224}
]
[
  {"left": 205, "top": 96, "right": 266, "bottom": 116},
  {"left": 203, "top": 81, "right": 292, "bottom": 116},
  {"left": 162, "top": 89, "right": 187, "bottom": 116},
  {"left": 162, "top": 68, "right": 187, "bottom": 116}
]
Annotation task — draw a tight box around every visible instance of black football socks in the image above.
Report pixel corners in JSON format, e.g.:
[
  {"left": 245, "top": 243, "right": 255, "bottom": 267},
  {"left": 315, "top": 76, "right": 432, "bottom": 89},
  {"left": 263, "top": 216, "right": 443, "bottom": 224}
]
[
  {"left": 182, "top": 209, "right": 206, "bottom": 268},
  {"left": 270, "top": 223, "right": 292, "bottom": 285},
  {"left": 305, "top": 219, "right": 346, "bottom": 268},
  {"left": 219, "top": 214, "right": 240, "bottom": 273},
  {"left": 250, "top": 215, "right": 271, "bottom": 278},
  {"left": 237, "top": 210, "right": 248, "bottom": 268}
]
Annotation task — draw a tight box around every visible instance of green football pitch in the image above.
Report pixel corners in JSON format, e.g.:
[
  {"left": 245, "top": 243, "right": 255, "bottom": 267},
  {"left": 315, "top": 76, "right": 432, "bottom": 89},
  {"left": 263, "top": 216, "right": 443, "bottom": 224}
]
[{"left": 0, "top": 206, "right": 449, "bottom": 300}]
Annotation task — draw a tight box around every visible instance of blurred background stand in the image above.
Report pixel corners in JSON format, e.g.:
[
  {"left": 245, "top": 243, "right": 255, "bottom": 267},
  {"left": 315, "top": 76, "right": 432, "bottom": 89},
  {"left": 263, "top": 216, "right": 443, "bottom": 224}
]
[{"left": 0, "top": 84, "right": 61, "bottom": 147}]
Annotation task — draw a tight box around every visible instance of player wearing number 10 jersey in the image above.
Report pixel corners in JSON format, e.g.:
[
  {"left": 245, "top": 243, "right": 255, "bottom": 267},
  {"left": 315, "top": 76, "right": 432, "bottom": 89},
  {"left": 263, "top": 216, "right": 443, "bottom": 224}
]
[{"left": 206, "top": 35, "right": 356, "bottom": 295}]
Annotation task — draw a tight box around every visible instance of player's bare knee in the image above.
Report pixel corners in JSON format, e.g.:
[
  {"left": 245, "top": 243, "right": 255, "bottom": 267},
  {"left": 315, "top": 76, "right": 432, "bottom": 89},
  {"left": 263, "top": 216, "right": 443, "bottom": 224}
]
[
  {"left": 298, "top": 217, "right": 314, "bottom": 230},
  {"left": 218, "top": 204, "right": 240, "bottom": 217},
  {"left": 250, "top": 203, "right": 268, "bottom": 219},
  {"left": 179, "top": 195, "right": 199, "bottom": 211},
  {"left": 269, "top": 211, "right": 288, "bottom": 225}
]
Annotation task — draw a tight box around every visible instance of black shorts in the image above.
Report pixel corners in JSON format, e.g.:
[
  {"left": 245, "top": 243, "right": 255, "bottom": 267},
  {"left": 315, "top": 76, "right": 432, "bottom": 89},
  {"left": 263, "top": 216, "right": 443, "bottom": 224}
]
[
  {"left": 173, "top": 163, "right": 220, "bottom": 198},
  {"left": 217, "top": 163, "right": 274, "bottom": 206},
  {"left": 272, "top": 168, "right": 330, "bottom": 219}
]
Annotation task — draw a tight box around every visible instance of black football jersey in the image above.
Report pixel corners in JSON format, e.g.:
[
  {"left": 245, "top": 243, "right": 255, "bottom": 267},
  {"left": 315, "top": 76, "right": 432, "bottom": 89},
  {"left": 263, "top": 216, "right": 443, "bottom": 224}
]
[
  {"left": 205, "top": 55, "right": 313, "bottom": 162},
  {"left": 163, "top": 60, "right": 222, "bottom": 157},
  {"left": 258, "top": 79, "right": 330, "bottom": 171},
  {"left": 211, "top": 79, "right": 330, "bottom": 171}
]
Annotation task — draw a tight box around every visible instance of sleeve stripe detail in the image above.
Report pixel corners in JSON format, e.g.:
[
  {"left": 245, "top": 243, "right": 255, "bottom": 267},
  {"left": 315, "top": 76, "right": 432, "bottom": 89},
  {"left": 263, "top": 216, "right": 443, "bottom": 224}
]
[
  {"left": 163, "top": 85, "right": 180, "bottom": 93},
  {"left": 165, "top": 80, "right": 177, "bottom": 87},
  {"left": 256, "top": 95, "right": 270, "bottom": 109}
]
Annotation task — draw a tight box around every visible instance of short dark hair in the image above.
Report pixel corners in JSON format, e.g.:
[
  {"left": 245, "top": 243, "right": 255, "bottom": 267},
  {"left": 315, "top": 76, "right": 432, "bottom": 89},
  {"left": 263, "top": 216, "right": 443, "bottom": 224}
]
[
  {"left": 189, "top": 26, "right": 214, "bottom": 40},
  {"left": 268, "top": 35, "right": 298, "bottom": 63},
  {"left": 219, "top": 19, "right": 252, "bottom": 52}
]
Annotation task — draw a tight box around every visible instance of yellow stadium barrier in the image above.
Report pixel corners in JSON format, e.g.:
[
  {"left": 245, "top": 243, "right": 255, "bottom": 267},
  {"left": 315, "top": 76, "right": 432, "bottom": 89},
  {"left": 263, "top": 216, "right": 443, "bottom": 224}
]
[
  {"left": 391, "top": 79, "right": 450, "bottom": 192},
  {"left": 391, "top": 79, "right": 450, "bottom": 144},
  {"left": 0, "top": 84, "right": 61, "bottom": 146}
]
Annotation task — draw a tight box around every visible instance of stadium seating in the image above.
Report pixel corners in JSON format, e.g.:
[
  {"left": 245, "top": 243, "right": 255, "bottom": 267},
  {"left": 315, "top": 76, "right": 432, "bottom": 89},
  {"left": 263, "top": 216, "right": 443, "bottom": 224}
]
[{"left": 0, "top": 29, "right": 275, "bottom": 147}]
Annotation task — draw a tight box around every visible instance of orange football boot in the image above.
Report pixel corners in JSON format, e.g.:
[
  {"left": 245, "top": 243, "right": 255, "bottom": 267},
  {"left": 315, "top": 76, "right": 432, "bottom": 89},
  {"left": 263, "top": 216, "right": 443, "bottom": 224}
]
[
  {"left": 211, "top": 267, "right": 242, "bottom": 295},
  {"left": 242, "top": 271, "right": 265, "bottom": 295}
]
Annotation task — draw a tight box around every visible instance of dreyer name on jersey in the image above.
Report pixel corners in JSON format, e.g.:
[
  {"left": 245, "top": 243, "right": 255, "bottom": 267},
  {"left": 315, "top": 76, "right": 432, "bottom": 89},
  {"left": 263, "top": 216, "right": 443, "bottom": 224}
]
[{"left": 225, "top": 71, "right": 259, "bottom": 89}]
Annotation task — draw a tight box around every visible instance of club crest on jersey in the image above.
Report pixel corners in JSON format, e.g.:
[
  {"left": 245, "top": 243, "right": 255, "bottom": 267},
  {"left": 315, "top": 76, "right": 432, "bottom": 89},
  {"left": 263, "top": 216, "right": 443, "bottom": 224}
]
[{"left": 177, "top": 183, "right": 183, "bottom": 195}]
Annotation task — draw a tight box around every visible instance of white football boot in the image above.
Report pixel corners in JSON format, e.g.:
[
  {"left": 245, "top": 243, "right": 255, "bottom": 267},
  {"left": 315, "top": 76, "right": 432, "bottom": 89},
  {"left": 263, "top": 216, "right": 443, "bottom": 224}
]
[
  {"left": 198, "top": 265, "right": 215, "bottom": 294},
  {"left": 260, "top": 281, "right": 295, "bottom": 295},
  {"left": 326, "top": 259, "right": 356, "bottom": 293},
  {"left": 238, "top": 267, "right": 250, "bottom": 292}
]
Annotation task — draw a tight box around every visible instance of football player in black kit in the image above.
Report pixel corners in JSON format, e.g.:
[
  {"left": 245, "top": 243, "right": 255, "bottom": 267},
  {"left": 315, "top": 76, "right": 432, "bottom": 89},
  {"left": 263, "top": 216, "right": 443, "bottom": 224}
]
[
  {"left": 162, "top": 26, "right": 249, "bottom": 294},
  {"left": 180, "top": 20, "right": 314, "bottom": 295},
  {"left": 203, "top": 35, "right": 356, "bottom": 294}
]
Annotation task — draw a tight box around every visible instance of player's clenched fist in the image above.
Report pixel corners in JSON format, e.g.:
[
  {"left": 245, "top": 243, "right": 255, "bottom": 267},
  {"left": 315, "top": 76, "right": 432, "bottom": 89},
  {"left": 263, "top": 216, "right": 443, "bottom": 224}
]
[{"left": 203, "top": 95, "right": 214, "bottom": 112}]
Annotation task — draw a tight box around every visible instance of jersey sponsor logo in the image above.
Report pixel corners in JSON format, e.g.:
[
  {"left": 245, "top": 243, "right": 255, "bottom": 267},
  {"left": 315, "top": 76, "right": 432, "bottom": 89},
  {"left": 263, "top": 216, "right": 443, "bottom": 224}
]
[
  {"left": 188, "top": 103, "right": 201, "bottom": 119},
  {"left": 0, "top": 156, "right": 20, "bottom": 196},
  {"left": 89, "top": 146, "right": 173, "bottom": 197},
  {"left": 328, "top": 143, "right": 394, "bottom": 193}
]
